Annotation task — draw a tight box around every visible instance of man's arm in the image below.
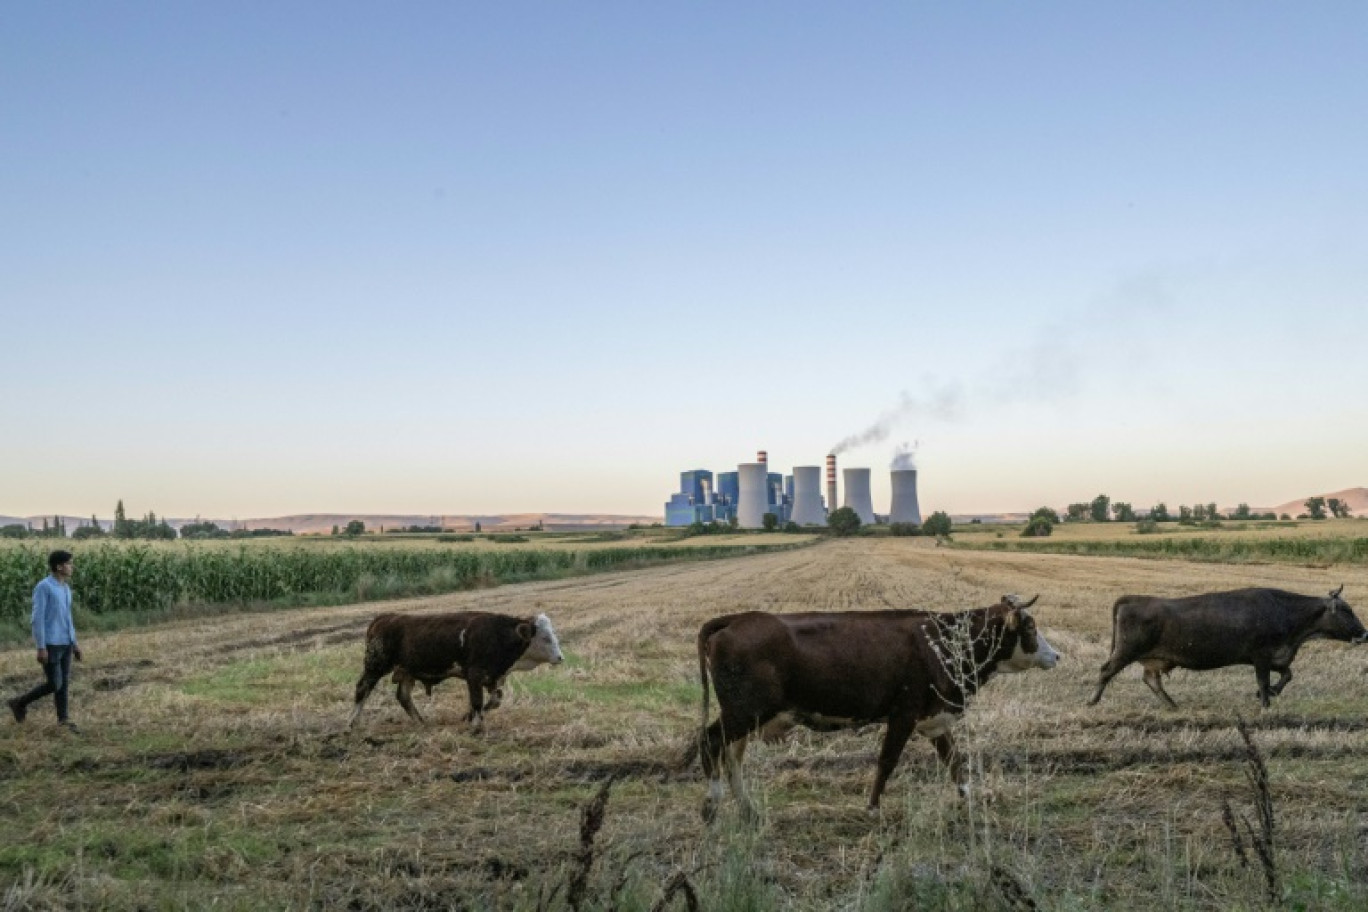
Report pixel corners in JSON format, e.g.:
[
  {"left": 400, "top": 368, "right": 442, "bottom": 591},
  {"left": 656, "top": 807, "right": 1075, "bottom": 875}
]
[{"left": 31, "top": 581, "right": 50, "bottom": 663}]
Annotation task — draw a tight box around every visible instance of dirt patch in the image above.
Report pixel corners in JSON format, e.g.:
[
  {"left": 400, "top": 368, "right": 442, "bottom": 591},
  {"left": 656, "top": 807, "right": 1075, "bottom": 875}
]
[
  {"left": 147, "top": 748, "right": 253, "bottom": 772},
  {"left": 222, "top": 620, "right": 368, "bottom": 655}
]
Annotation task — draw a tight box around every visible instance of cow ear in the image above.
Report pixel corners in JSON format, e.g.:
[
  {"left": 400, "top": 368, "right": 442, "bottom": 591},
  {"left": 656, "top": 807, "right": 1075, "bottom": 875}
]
[
  {"left": 1330, "top": 585, "right": 1344, "bottom": 600},
  {"left": 516, "top": 622, "right": 534, "bottom": 642}
]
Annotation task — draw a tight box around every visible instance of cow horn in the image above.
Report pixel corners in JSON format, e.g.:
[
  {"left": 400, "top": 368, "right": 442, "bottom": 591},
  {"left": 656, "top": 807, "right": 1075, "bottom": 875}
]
[{"left": 1330, "top": 585, "right": 1344, "bottom": 599}]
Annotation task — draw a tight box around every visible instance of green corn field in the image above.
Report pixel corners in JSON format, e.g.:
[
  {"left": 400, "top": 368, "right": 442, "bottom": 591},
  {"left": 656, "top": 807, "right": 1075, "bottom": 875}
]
[{"left": 0, "top": 539, "right": 808, "bottom": 628}]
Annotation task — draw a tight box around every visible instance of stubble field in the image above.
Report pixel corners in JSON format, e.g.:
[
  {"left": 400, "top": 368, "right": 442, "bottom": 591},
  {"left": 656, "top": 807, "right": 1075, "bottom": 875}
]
[{"left": 2, "top": 538, "right": 1367, "bottom": 910}]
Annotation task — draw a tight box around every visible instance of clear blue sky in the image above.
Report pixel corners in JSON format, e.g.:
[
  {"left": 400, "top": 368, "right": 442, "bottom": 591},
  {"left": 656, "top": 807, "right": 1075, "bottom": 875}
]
[{"left": 4, "top": 2, "right": 1365, "bottom": 518}]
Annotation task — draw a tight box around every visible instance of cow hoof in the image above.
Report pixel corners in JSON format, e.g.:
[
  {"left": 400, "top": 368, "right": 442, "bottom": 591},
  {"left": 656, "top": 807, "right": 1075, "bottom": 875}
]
[{"left": 701, "top": 799, "right": 718, "bottom": 825}]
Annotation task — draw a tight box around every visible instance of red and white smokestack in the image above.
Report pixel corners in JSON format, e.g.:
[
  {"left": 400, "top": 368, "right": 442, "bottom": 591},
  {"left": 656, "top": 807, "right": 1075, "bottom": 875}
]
[
  {"left": 825, "top": 453, "right": 837, "bottom": 513},
  {"left": 757, "top": 450, "right": 768, "bottom": 467}
]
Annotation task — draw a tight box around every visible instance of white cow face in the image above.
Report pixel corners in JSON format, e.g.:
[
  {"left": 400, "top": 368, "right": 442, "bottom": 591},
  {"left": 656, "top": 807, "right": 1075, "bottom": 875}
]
[
  {"left": 999, "top": 608, "right": 1061, "bottom": 673},
  {"left": 514, "top": 613, "right": 564, "bottom": 670}
]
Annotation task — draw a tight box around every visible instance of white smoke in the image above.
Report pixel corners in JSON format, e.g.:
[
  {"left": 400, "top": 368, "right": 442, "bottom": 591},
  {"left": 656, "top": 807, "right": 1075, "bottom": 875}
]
[{"left": 890, "top": 441, "right": 917, "bottom": 471}]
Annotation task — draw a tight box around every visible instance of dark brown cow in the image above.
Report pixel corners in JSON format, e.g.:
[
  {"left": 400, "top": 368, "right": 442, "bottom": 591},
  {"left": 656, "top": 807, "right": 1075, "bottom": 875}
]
[
  {"left": 1089, "top": 586, "right": 1366, "bottom": 709},
  {"left": 350, "top": 611, "right": 563, "bottom": 730},
  {"left": 694, "top": 595, "right": 1059, "bottom": 821}
]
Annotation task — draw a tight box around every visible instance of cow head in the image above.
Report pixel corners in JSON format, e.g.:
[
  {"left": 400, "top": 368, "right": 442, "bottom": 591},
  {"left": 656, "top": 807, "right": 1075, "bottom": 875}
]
[
  {"left": 998, "top": 594, "right": 1061, "bottom": 672},
  {"left": 1315, "top": 586, "right": 1368, "bottom": 644},
  {"left": 514, "top": 613, "right": 565, "bottom": 669}
]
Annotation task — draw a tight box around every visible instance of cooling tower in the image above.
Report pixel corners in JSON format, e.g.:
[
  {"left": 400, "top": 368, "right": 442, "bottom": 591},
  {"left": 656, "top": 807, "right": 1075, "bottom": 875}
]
[
  {"left": 889, "top": 470, "right": 922, "bottom": 525},
  {"left": 826, "top": 454, "right": 838, "bottom": 518},
  {"left": 789, "top": 466, "right": 825, "bottom": 526},
  {"left": 843, "top": 467, "right": 876, "bottom": 525},
  {"left": 737, "top": 462, "right": 770, "bottom": 529}
]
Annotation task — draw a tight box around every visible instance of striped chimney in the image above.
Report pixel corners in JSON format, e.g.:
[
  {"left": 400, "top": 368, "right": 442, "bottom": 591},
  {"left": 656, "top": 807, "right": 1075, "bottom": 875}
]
[
  {"left": 757, "top": 450, "right": 768, "bottom": 467},
  {"left": 825, "top": 453, "right": 837, "bottom": 515}
]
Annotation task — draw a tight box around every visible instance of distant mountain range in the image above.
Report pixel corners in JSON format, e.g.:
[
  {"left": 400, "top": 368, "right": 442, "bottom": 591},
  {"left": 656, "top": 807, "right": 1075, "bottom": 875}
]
[{"left": 0, "top": 512, "right": 660, "bottom": 535}]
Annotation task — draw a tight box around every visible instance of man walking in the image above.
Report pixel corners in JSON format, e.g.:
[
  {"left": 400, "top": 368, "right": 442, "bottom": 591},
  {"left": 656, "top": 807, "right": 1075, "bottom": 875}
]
[{"left": 8, "top": 549, "right": 83, "bottom": 732}]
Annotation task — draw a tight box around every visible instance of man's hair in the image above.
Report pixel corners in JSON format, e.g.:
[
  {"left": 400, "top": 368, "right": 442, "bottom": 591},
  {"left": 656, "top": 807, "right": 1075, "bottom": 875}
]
[{"left": 48, "top": 550, "right": 73, "bottom": 572}]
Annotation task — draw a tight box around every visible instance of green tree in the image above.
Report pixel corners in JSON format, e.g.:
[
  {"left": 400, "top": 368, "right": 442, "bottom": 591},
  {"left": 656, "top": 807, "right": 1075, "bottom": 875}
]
[
  {"left": 1232, "top": 503, "right": 1252, "bottom": 520},
  {"left": 1112, "top": 502, "right": 1136, "bottom": 522},
  {"left": 1032, "top": 507, "right": 1060, "bottom": 525},
  {"left": 827, "top": 506, "right": 862, "bottom": 537},
  {"left": 1090, "top": 495, "right": 1111, "bottom": 522},
  {"left": 1304, "top": 496, "right": 1327, "bottom": 520},
  {"left": 114, "top": 499, "right": 131, "bottom": 538},
  {"left": 345, "top": 519, "right": 366, "bottom": 536},
  {"left": 1149, "top": 502, "right": 1171, "bottom": 522},
  {"left": 1065, "top": 503, "right": 1090, "bottom": 522},
  {"left": 1179, "top": 505, "right": 1194, "bottom": 523},
  {"left": 1206, "top": 502, "right": 1221, "bottom": 520},
  {"left": 922, "top": 511, "right": 953, "bottom": 537},
  {"left": 762, "top": 512, "right": 778, "bottom": 532},
  {"left": 1021, "top": 516, "right": 1053, "bottom": 537},
  {"left": 1327, "top": 498, "right": 1351, "bottom": 518}
]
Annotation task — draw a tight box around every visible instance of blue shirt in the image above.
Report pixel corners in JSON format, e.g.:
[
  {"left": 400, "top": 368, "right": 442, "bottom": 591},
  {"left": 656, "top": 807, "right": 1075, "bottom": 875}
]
[{"left": 32, "top": 575, "right": 77, "bottom": 650}]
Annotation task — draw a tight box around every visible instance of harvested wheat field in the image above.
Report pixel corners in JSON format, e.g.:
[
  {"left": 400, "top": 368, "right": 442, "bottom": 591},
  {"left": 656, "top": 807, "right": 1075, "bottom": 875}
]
[{"left": 3, "top": 538, "right": 1367, "bottom": 910}]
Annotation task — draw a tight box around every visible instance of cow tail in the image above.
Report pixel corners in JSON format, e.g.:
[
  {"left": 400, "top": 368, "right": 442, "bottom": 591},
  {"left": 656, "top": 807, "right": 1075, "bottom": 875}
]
[{"left": 679, "top": 618, "right": 723, "bottom": 771}]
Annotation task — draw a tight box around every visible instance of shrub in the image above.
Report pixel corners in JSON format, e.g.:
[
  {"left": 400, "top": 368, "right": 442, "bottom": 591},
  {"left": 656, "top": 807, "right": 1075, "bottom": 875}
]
[
  {"left": 922, "top": 511, "right": 953, "bottom": 537},
  {"left": 827, "top": 507, "right": 862, "bottom": 537},
  {"left": 889, "top": 522, "right": 920, "bottom": 537},
  {"left": 1021, "top": 517, "right": 1053, "bottom": 537},
  {"left": 1135, "top": 519, "right": 1160, "bottom": 534}
]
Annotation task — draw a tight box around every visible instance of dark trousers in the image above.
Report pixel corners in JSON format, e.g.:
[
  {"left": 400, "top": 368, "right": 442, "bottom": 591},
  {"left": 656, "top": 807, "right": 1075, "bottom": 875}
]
[{"left": 15, "top": 645, "right": 73, "bottom": 722}]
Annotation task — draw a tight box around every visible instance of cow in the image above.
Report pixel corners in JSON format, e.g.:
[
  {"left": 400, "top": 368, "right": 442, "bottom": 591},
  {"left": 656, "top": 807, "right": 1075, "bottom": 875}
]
[
  {"left": 350, "top": 611, "right": 563, "bottom": 730},
  {"left": 1088, "top": 586, "right": 1367, "bottom": 709},
  {"left": 694, "top": 595, "right": 1060, "bottom": 822}
]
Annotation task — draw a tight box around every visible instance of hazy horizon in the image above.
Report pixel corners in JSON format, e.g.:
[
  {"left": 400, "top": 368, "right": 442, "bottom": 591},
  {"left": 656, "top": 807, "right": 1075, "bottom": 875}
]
[{"left": 5, "top": 3, "right": 1366, "bottom": 519}]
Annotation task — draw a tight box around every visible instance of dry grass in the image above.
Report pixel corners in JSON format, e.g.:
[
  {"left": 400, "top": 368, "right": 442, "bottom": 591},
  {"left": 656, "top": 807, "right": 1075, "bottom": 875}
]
[{"left": 2, "top": 538, "right": 1367, "bottom": 909}]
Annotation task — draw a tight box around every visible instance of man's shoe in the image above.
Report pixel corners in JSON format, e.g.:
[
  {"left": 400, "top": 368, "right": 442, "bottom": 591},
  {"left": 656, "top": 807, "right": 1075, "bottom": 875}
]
[
  {"left": 60, "top": 721, "right": 80, "bottom": 734},
  {"left": 7, "top": 698, "right": 24, "bottom": 723}
]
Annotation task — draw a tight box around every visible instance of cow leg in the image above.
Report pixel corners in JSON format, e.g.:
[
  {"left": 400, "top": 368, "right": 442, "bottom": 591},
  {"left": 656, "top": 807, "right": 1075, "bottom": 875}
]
[
  {"left": 931, "top": 732, "right": 968, "bottom": 798},
  {"left": 350, "top": 671, "right": 385, "bottom": 728},
  {"left": 869, "top": 717, "right": 916, "bottom": 811},
  {"left": 1142, "top": 668, "right": 1178, "bottom": 709},
  {"left": 395, "top": 676, "right": 426, "bottom": 723},
  {"left": 1269, "top": 666, "right": 1292, "bottom": 697},
  {"left": 1089, "top": 654, "right": 1132, "bottom": 706},
  {"left": 1254, "top": 664, "right": 1273, "bottom": 709},
  {"left": 465, "top": 677, "right": 487, "bottom": 733},
  {"left": 484, "top": 675, "right": 507, "bottom": 712},
  {"left": 698, "top": 720, "right": 728, "bottom": 823},
  {"left": 723, "top": 736, "right": 757, "bottom": 823}
]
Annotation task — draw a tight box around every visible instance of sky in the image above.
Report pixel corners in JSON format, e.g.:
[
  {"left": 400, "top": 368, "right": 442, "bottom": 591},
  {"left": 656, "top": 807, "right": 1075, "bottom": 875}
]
[{"left": 3, "top": 2, "right": 1366, "bottom": 520}]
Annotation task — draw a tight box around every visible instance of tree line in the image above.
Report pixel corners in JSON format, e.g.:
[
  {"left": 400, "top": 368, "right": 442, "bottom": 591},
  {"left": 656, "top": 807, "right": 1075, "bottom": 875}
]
[{"left": 0, "top": 500, "right": 292, "bottom": 541}]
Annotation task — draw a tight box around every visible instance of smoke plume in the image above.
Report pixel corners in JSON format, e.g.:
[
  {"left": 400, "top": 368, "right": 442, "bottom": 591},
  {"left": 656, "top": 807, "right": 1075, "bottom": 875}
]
[
  {"left": 829, "top": 382, "right": 965, "bottom": 456},
  {"left": 890, "top": 442, "right": 917, "bottom": 471}
]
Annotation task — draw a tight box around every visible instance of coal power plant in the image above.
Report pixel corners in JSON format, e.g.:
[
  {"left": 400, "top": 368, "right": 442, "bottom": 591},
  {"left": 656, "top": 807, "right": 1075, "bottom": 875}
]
[{"left": 664, "top": 449, "right": 924, "bottom": 529}]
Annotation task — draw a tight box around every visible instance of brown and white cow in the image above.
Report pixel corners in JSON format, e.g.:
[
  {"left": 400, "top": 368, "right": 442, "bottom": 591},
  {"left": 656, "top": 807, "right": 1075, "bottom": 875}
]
[
  {"left": 350, "top": 611, "right": 563, "bottom": 730},
  {"left": 694, "top": 595, "right": 1059, "bottom": 821},
  {"left": 1089, "top": 586, "right": 1366, "bottom": 709}
]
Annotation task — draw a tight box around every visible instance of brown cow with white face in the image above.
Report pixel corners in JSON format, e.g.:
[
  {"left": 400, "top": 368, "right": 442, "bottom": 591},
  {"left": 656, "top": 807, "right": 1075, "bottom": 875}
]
[
  {"left": 1089, "top": 586, "right": 1366, "bottom": 709},
  {"left": 350, "top": 611, "right": 563, "bottom": 731},
  {"left": 694, "top": 595, "right": 1059, "bottom": 822}
]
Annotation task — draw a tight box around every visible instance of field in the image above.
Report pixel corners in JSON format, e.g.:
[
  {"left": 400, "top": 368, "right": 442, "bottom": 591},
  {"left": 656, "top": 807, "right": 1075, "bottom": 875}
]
[
  {"left": 3, "top": 535, "right": 1368, "bottom": 909},
  {"left": 0, "top": 532, "right": 816, "bottom": 636}
]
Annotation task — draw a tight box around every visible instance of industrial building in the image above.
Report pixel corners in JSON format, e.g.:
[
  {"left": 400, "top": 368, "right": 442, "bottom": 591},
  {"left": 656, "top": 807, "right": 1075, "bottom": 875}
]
[{"left": 664, "top": 449, "right": 924, "bottom": 530}]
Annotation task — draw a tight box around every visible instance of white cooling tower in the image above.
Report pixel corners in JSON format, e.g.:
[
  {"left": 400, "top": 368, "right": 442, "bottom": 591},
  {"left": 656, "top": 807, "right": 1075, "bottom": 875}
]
[
  {"left": 889, "top": 470, "right": 922, "bottom": 525},
  {"left": 737, "top": 462, "right": 770, "bottom": 529},
  {"left": 843, "top": 468, "right": 876, "bottom": 525},
  {"left": 789, "top": 466, "right": 825, "bottom": 526}
]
